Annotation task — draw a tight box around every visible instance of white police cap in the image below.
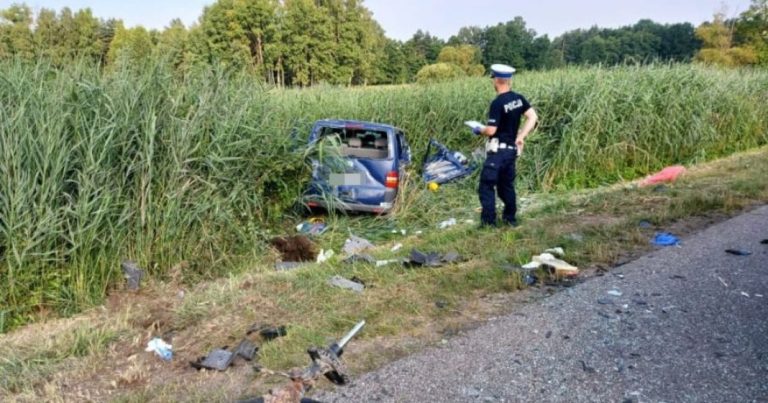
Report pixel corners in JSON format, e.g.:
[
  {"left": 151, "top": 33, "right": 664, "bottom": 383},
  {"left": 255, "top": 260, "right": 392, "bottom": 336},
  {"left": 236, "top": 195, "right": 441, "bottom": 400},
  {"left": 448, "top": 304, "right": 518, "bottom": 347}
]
[{"left": 490, "top": 64, "right": 516, "bottom": 78}]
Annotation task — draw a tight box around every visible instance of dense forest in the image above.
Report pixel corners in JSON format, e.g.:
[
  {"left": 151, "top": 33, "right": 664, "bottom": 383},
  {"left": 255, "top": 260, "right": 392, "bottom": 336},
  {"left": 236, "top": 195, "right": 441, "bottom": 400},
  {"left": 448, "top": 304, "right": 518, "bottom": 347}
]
[{"left": 0, "top": 0, "right": 766, "bottom": 85}]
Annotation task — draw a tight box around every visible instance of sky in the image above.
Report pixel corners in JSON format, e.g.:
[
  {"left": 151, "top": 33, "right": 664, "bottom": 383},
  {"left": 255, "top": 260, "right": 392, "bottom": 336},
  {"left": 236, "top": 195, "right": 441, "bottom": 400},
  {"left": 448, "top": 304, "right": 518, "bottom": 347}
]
[{"left": 14, "top": 0, "right": 754, "bottom": 40}]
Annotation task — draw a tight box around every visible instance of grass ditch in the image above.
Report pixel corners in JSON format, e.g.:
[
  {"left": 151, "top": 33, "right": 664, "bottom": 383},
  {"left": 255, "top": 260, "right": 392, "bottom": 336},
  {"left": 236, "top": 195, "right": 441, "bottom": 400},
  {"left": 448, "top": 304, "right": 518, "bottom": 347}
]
[
  {"left": 1, "top": 61, "right": 768, "bottom": 330},
  {"left": 0, "top": 146, "right": 766, "bottom": 401}
]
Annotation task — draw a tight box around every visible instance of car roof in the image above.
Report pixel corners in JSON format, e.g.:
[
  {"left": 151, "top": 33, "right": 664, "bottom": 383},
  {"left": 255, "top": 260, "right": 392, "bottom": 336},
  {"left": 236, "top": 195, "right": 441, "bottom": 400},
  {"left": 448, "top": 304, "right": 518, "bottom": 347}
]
[{"left": 315, "top": 119, "right": 402, "bottom": 132}]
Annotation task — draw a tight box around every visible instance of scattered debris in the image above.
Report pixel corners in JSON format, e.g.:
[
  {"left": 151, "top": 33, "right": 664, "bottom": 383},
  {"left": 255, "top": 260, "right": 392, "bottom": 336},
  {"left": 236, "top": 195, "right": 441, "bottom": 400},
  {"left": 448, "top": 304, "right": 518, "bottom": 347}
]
[
  {"left": 442, "top": 251, "right": 462, "bottom": 263},
  {"left": 545, "top": 331, "right": 552, "bottom": 339},
  {"left": 544, "top": 247, "right": 565, "bottom": 256},
  {"left": 756, "top": 294, "right": 764, "bottom": 298},
  {"left": 192, "top": 348, "right": 234, "bottom": 371},
  {"left": 375, "top": 259, "right": 401, "bottom": 267},
  {"left": 328, "top": 276, "right": 365, "bottom": 293},
  {"left": 669, "top": 275, "right": 686, "bottom": 280},
  {"left": 566, "top": 233, "right": 585, "bottom": 242},
  {"left": 296, "top": 219, "right": 328, "bottom": 235},
  {"left": 652, "top": 233, "right": 680, "bottom": 247},
  {"left": 607, "top": 290, "right": 623, "bottom": 297},
  {"left": 270, "top": 235, "right": 317, "bottom": 262},
  {"left": 435, "top": 300, "right": 448, "bottom": 309},
  {"left": 275, "top": 262, "right": 305, "bottom": 271},
  {"left": 438, "top": 218, "right": 458, "bottom": 229},
  {"left": 405, "top": 249, "right": 462, "bottom": 268},
  {"left": 121, "top": 260, "right": 145, "bottom": 291},
  {"left": 343, "top": 254, "right": 376, "bottom": 264},
  {"left": 638, "top": 165, "right": 686, "bottom": 187},
  {"left": 145, "top": 337, "right": 173, "bottom": 361},
  {"left": 761, "top": 239, "right": 768, "bottom": 245},
  {"left": 391, "top": 243, "right": 403, "bottom": 252},
  {"left": 242, "top": 321, "right": 365, "bottom": 402},
  {"left": 317, "top": 249, "right": 335, "bottom": 263},
  {"left": 342, "top": 235, "right": 374, "bottom": 256},
  {"left": 741, "top": 292, "right": 751, "bottom": 298},
  {"left": 725, "top": 249, "right": 751, "bottom": 256},
  {"left": 532, "top": 253, "right": 579, "bottom": 276},
  {"left": 247, "top": 325, "right": 288, "bottom": 341},
  {"left": 422, "top": 138, "right": 475, "bottom": 185},
  {"left": 717, "top": 276, "right": 729, "bottom": 288},
  {"left": 234, "top": 339, "right": 258, "bottom": 361},
  {"left": 597, "top": 298, "right": 613, "bottom": 305},
  {"left": 191, "top": 340, "right": 259, "bottom": 371}
]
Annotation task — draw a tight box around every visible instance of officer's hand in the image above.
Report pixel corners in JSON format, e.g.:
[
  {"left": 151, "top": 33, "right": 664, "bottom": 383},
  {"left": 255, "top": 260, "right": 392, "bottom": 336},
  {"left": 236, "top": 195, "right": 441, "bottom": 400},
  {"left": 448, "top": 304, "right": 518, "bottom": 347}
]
[
  {"left": 516, "top": 138, "right": 524, "bottom": 154},
  {"left": 472, "top": 126, "right": 484, "bottom": 136}
]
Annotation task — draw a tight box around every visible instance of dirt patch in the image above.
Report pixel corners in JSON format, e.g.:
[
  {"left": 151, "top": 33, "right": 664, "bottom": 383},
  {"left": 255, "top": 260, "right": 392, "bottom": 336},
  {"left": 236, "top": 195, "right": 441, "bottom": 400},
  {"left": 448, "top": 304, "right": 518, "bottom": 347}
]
[{"left": 269, "top": 235, "right": 318, "bottom": 262}]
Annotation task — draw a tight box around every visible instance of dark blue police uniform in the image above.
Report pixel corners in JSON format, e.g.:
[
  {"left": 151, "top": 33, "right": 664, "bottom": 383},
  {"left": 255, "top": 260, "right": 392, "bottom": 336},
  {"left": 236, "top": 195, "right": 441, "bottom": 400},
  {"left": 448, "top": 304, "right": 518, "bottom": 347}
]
[{"left": 479, "top": 91, "right": 531, "bottom": 226}]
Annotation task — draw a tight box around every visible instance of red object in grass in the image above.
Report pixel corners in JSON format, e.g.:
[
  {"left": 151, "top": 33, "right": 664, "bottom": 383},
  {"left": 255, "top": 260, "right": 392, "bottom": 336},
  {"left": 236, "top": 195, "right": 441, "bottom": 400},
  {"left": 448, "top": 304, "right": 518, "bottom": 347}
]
[{"left": 639, "top": 165, "right": 686, "bottom": 187}]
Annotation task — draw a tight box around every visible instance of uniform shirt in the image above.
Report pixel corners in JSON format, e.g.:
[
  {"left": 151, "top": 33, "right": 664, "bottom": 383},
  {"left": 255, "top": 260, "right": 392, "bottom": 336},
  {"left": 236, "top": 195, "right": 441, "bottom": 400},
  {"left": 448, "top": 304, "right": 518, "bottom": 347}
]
[{"left": 487, "top": 91, "right": 531, "bottom": 145}]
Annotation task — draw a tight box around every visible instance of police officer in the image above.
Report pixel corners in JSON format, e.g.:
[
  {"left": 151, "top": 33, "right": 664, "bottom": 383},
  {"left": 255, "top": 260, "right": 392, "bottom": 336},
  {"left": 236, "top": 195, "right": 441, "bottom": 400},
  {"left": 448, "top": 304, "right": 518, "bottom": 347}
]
[{"left": 472, "top": 64, "right": 538, "bottom": 227}]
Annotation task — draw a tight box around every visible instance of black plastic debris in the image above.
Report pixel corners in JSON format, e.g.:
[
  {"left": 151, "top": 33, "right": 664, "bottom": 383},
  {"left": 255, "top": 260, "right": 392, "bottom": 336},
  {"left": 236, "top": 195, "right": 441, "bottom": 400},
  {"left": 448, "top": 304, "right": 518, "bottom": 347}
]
[
  {"left": 235, "top": 339, "right": 258, "bottom": 361},
  {"left": 406, "top": 249, "right": 443, "bottom": 267},
  {"left": 343, "top": 254, "right": 376, "bottom": 264},
  {"left": 435, "top": 300, "right": 448, "bottom": 309},
  {"left": 725, "top": 249, "right": 752, "bottom": 256},
  {"left": 191, "top": 338, "right": 260, "bottom": 371},
  {"left": 192, "top": 348, "right": 236, "bottom": 371},
  {"left": 121, "top": 260, "right": 144, "bottom": 291},
  {"left": 247, "top": 324, "right": 288, "bottom": 341},
  {"left": 761, "top": 239, "right": 768, "bottom": 245},
  {"left": 405, "top": 249, "right": 463, "bottom": 268}
]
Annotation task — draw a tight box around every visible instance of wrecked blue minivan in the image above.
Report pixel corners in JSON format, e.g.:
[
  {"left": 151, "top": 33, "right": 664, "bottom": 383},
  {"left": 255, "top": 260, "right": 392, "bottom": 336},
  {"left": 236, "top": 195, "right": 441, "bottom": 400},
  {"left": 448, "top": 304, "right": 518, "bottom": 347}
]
[{"left": 303, "top": 120, "right": 411, "bottom": 214}]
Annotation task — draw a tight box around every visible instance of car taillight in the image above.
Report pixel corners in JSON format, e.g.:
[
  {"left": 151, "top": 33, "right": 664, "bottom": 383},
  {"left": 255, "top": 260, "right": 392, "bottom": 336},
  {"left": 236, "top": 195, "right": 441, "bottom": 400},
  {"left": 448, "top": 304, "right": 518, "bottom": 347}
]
[{"left": 386, "top": 171, "right": 398, "bottom": 189}]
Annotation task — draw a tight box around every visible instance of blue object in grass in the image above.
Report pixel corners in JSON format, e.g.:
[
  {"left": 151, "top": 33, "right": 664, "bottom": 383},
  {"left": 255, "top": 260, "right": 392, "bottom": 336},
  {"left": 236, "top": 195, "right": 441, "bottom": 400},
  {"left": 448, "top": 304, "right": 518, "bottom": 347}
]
[
  {"left": 422, "top": 138, "right": 476, "bottom": 185},
  {"left": 653, "top": 233, "right": 680, "bottom": 246}
]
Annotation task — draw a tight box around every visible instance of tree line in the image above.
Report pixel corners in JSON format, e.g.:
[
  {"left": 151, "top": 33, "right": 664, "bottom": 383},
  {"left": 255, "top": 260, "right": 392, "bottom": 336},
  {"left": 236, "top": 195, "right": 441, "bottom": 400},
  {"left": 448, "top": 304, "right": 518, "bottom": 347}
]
[{"left": 0, "top": 0, "right": 765, "bottom": 86}]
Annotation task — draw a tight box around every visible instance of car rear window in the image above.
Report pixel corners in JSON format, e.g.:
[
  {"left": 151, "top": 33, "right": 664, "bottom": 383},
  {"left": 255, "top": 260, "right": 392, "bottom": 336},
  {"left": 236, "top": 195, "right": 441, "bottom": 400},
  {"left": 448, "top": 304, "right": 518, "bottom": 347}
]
[{"left": 319, "top": 127, "right": 390, "bottom": 159}]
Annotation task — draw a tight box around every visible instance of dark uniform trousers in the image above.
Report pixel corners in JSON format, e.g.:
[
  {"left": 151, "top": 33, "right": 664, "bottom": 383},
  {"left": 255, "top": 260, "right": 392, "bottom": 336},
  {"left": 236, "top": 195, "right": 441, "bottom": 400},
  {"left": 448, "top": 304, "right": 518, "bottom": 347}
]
[{"left": 479, "top": 147, "right": 517, "bottom": 226}]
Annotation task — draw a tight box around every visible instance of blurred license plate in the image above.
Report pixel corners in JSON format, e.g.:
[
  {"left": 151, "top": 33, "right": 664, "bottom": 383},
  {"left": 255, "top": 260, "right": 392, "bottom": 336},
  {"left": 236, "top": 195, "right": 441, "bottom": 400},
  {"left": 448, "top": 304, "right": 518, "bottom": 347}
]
[{"left": 330, "top": 173, "right": 362, "bottom": 186}]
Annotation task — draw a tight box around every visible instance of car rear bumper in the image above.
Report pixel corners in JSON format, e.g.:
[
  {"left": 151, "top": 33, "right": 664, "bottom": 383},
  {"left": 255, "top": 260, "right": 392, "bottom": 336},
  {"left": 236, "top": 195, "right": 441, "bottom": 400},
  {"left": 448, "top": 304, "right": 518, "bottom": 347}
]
[{"left": 304, "top": 198, "right": 394, "bottom": 214}]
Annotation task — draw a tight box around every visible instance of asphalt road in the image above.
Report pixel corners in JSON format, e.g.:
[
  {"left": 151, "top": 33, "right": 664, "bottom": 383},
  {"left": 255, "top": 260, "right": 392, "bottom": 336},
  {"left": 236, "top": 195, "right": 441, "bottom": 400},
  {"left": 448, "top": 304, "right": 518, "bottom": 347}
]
[{"left": 315, "top": 206, "right": 768, "bottom": 403}]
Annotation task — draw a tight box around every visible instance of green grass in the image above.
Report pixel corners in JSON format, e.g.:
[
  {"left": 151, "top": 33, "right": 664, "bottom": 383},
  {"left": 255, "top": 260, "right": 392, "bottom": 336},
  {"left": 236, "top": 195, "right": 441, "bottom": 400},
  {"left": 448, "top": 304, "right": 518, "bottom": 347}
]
[
  {"left": 1, "top": 59, "right": 767, "bottom": 331},
  {"left": 0, "top": 146, "right": 766, "bottom": 401}
]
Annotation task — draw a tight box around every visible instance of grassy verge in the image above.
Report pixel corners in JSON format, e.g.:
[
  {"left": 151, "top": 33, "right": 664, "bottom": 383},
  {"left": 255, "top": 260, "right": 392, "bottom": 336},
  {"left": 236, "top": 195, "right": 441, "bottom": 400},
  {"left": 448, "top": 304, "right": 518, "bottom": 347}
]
[
  {"left": 1, "top": 146, "right": 767, "bottom": 402},
  {"left": 2, "top": 62, "right": 767, "bottom": 329}
]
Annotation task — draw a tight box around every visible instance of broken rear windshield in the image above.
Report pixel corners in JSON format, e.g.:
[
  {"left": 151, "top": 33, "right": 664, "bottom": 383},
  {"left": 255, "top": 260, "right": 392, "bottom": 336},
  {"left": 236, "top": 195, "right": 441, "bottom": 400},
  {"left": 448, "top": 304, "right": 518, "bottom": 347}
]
[{"left": 318, "top": 127, "right": 390, "bottom": 159}]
